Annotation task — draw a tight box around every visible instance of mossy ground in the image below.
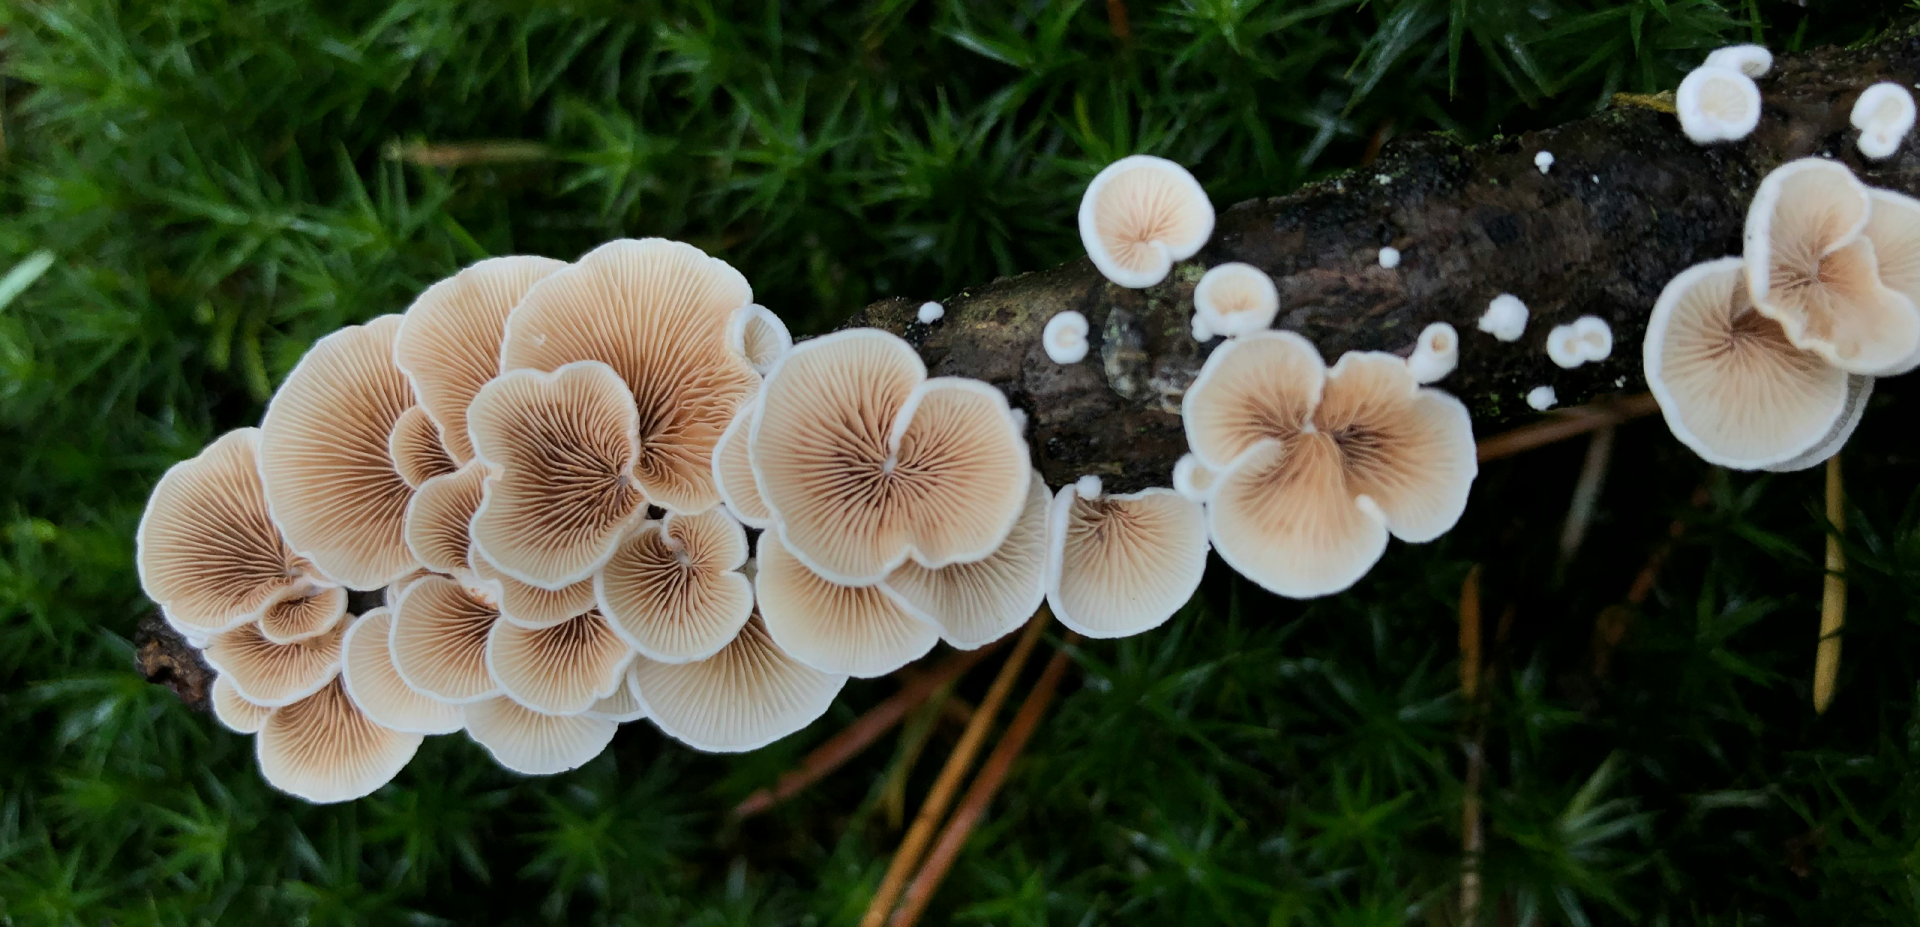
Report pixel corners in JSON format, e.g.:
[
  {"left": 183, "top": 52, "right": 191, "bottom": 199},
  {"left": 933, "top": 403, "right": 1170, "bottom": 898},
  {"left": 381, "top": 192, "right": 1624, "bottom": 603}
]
[{"left": 2, "top": 2, "right": 1917, "bottom": 925}]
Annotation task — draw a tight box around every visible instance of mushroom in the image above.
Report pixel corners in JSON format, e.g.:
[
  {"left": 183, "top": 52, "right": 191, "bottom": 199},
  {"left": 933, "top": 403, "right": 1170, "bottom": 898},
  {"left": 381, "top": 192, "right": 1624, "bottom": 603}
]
[
  {"left": 596, "top": 507, "right": 754, "bottom": 662},
  {"left": 586, "top": 674, "right": 647, "bottom": 723},
  {"left": 403, "top": 461, "right": 489, "bottom": 576},
  {"left": 211, "top": 674, "right": 274, "bottom": 735},
  {"left": 630, "top": 615, "right": 847, "bottom": 752},
  {"left": 1526, "top": 386, "right": 1559, "bottom": 411},
  {"left": 1533, "top": 151, "right": 1555, "bottom": 174},
  {"left": 1183, "top": 332, "right": 1477, "bottom": 598},
  {"left": 1192, "top": 263, "right": 1279, "bottom": 337},
  {"left": 388, "top": 405, "right": 458, "bottom": 489},
  {"left": 749, "top": 328, "right": 1030, "bottom": 585},
  {"left": 136, "top": 428, "right": 316, "bottom": 634},
  {"left": 917, "top": 301, "right": 946, "bottom": 324},
  {"left": 259, "top": 315, "right": 421, "bottom": 589},
  {"left": 1676, "top": 65, "right": 1761, "bottom": 144},
  {"left": 256, "top": 677, "right": 423, "bottom": 803},
  {"left": 1546, "top": 323, "right": 1587, "bottom": 369},
  {"left": 258, "top": 584, "right": 350, "bottom": 645},
  {"left": 393, "top": 255, "right": 568, "bottom": 465},
  {"left": 1864, "top": 187, "right": 1920, "bottom": 374},
  {"left": 389, "top": 575, "right": 502, "bottom": 703},
  {"left": 1378, "top": 247, "right": 1402, "bottom": 269},
  {"left": 499, "top": 238, "right": 761, "bottom": 515},
  {"left": 1406, "top": 322, "right": 1458, "bottom": 384},
  {"left": 1078, "top": 155, "right": 1215, "bottom": 288},
  {"left": 711, "top": 391, "right": 775, "bottom": 529},
  {"left": 880, "top": 473, "right": 1051, "bottom": 650},
  {"left": 466, "top": 360, "right": 645, "bottom": 589},
  {"left": 1705, "top": 44, "right": 1771, "bottom": 78},
  {"left": 727, "top": 303, "right": 793, "bottom": 375},
  {"left": 340, "top": 607, "right": 464, "bottom": 735},
  {"left": 202, "top": 620, "right": 346, "bottom": 707},
  {"left": 1044, "top": 476, "right": 1207, "bottom": 639},
  {"left": 461, "top": 696, "right": 617, "bottom": 775},
  {"left": 1572, "top": 316, "right": 1613, "bottom": 361},
  {"left": 753, "top": 530, "right": 940, "bottom": 678},
  {"left": 1643, "top": 257, "right": 1857, "bottom": 470},
  {"left": 468, "top": 544, "right": 598, "bottom": 629},
  {"left": 1851, "top": 82, "right": 1916, "bottom": 160},
  {"left": 1477, "top": 294, "right": 1529, "bottom": 342},
  {"left": 1043, "top": 311, "right": 1091, "bottom": 364},
  {"left": 1171, "top": 453, "right": 1218, "bottom": 503},
  {"left": 1744, "top": 158, "right": 1920, "bottom": 375},
  {"left": 486, "top": 610, "right": 633, "bottom": 715}
]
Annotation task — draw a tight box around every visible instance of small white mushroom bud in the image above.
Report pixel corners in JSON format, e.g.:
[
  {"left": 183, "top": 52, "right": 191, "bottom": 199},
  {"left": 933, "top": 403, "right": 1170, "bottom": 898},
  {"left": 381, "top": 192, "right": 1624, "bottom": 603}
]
[
  {"left": 1478, "top": 294, "right": 1529, "bottom": 342},
  {"left": 1190, "top": 314, "right": 1214, "bottom": 342},
  {"left": 1192, "top": 263, "right": 1279, "bottom": 337},
  {"left": 1377, "top": 246, "right": 1402, "bottom": 269},
  {"left": 1406, "top": 322, "right": 1458, "bottom": 384},
  {"left": 1073, "top": 474, "right": 1103, "bottom": 500},
  {"left": 1852, "top": 83, "right": 1916, "bottom": 160},
  {"left": 1534, "top": 151, "right": 1555, "bottom": 174},
  {"left": 1677, "top": 66, "right": 1761, "bottom": 144},
  {"left": 1705, "top": 44, "right": 1771, "bottom": 79},
  {"left": 917, "top": 301, "right": 945, "bottom": 324},
  {"left": 1171, "top": 453, "right": 1216, "bottom": 503},
  {"left": 1547, "top": 324, "right": 1586, "bottom": 369},
  {"left": 1044, "top": 311, "right": 1090, "bottom": 364},
  {"left": 1572, "top": 315, "right": 1613, "bottom": 361},
  {"left": 1526, "top": 385, "right": 1558, "bottom": 411}
]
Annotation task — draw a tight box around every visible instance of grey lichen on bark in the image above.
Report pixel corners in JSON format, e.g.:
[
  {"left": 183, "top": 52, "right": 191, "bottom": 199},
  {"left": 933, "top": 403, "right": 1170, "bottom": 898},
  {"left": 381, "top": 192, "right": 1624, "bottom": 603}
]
[{"left": 852, "top": 26, "right": 1920, "bottom": 493}]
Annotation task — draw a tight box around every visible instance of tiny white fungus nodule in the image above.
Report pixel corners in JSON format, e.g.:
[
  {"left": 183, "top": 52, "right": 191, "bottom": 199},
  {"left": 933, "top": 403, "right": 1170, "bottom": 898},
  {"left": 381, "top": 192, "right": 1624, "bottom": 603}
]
[
  {"left": 1378, "top": 246, "right": 1401, "bottom": 269},
  {"left": 1044, "top": 311, "right": 1091, "bottom": 364},
  {"left": 1705, "top": 44, "right": 1772, "bottom": 79},
  {"left": 1546, "top": 324, "right": 1585, "bottom": 369},
  {"left": 1572, "top": 315, "right": 1613, "bottom": 361},
  {"left": 1192, "top": 263, "right": 1279, "bottom": 337},
  {"left": 1534, "top": 151, "right": 1554, "bottom": 174},
  {"left": 1478, "top": 294, "right": 1529, "bottom": 342},
  {"left": 1676, "top": 66, "right": 1762, "bottom": 145},
  {"left": 1851, "top": 82, "right": 1916, "bottom": 160},
  {"left": 1526, "top": 386, "right": 1558, "bottom": 411},
  {"left": 917, "top": 301, "right": 945, "bottom": 324},
  {"left": 1407, "top": 322, "right": 1458, "bottom": 384}
]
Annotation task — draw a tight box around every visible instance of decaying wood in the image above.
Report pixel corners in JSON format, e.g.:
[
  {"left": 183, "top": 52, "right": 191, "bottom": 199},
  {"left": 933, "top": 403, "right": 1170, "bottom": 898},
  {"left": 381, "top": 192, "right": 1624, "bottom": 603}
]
[{"left": 135, "top": 610, "right": 215, "bottom": 712}]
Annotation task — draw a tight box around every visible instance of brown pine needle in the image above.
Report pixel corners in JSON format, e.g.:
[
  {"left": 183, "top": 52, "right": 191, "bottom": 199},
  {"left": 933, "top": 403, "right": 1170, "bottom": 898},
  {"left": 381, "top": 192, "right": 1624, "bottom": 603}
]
[
  {"left": 1815, "top": 455, "right": 1846, "bottom": 714},
  {"left": 1459, "top": 565, "right": 1483, "bottom": 699},
  {"left": 733, "top": 641, "right": 1003, "bottom": 820},
  {"left": 859, "top": 609, "right": 1053, "bottom": 927},
  {"left": 1476, "top": 393, "right": 1658, "bottom": 463},
  {"left": 888, "top": 634, "right": 1081, "bottom": 927}
]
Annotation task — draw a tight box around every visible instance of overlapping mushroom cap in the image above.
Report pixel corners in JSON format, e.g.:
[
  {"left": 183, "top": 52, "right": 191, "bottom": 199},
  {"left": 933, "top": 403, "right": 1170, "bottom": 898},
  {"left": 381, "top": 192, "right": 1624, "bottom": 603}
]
[
  {"left": 1182, "top": 331, "right": 1476, "bottom": 598},
  {"left": 630, "top": 614, "right": 847, "bottom": 752},
  {"left": 596, "top": 508, "right": 754, "bottom": 662},
  {"left": 1045, "top": 477, "right": 1207, "bottom": 639},
  {"left": 749, "top": 328, "right": 1030, "bottom": 585},
  {"left": 1078, "top": 155, "right": 1215, "bottom": 288},
  {"left": 755, "top": 530, "right": 940, "bottom": 678},
  {"left": 257, "top": 676, "right": 424, "bottom": 803},
  {"left": 881, "top": 473, "right": 1051, "bottom": 650}
]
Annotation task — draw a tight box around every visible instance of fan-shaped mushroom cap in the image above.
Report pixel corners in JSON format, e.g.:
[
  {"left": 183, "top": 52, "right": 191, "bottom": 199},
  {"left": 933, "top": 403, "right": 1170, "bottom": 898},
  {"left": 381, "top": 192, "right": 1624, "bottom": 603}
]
[
  {"left": 1744, "top": 158, "right": 1920, "bottom": 375},
  {"left": 384, "top": 569, "right": 435, "bottom": 609},
  {"left": 1192, "top": 263, "right": 1279, "bottom": 337},
  {"left": 1676, "top": 66, "right": 1761, "bottom": 144},
  {"left": 462, "top": 696, "right": 617, "bottom": 775},
  {"left": 341, "top": 608, "right": 464, "bottom": 735},
  {"left": 1862, "top": 188, "right": 1920, "bottom": 375},
  {"left": 1705, "top": 44, "right": 1771, "bottom": 78},
  {"left": 881, "top": 473, "right": 1049, "bottom": 650},
  {"left": 388, "top": 405, "right": 458, "bottom": 490},
  {"left": 1766, "top": 374, "right": 1873, "bottom": 474},
  {"left": 257, "top": 677, "right": 422, "bottom": 803},
  {"left": 390, "top": 575, "right": 501, "bottom": 703},
  {"left": 587, "top": 673, "right": 647, "bottom": 722},
  {"left": 754, "top": 530, "right": 939, "bottom": 678},
  {"left": 486, "top": 610, "right": 633, "bottom": 715},
  {"left": 750, "top": 329, "right": 1030, "bottom": 585},
  {"left": 1171, "top": 453, "right": 1218, "bottom": 503},
  {"left": 136, "top": 428, "right": 315, "bottom": 634},
  {"left": 260, "top": 315, "right": 421, "bottom": 590},
  {"left": 1851, "top": 83, "right": 1916, "bottom": 160},
  {"left": 1643, "top": 257, "right": 1854, "bottom": 470},
  {"left": 500, "top": 238, "right": 760, "bottom": 514},
  {"left": 728, "top": 303, "right": 792, "bottom": 375},
  {"left": 212, "top": 674, "right": 274, "bottom": 734},
  {"left": 1572, "top": 316, "right": 1613, "bottom": 361},
  {"left": 468, "top": 544, "right": 598, "bottom": 629},
  {"left": 631, "top": 615, "right": 846, "bottom": 752},
  {"left": 712, "top": 394, "right": 774, "bottom": 529},
  {"left": 404, "top": 462, "right": 488, "bottom": 576},
  {"left": 394, "top": 256, "right": 569, "bottom": 465},
  {"left": 596, "top": 508, "right": 753, "bottom": 663},
  {"left": 1183, "top": 333, "right": 1477, "bottom": 598},
  {"left": 203, "top": 620, "right": 346, "bottom": 707},
  {"left": 467, "top": 360, "right": 645, "bottom": 589},
  {"left": 259, "top": 584, "right": 350, "bottom": 645},
  {"left": 1044, "top": 478, "right": 1206, "bottom": 639},
  {"left": 1078, "top": 155, "right": 1215, "bottom": 288},
  {"left": 1043, "top": 311, "right": 1091, "bottom": 364},
  {"left": 1406, "top": 322, "right": 1458, "bottom": 384},
  {"left": 1547, "top": 323, "right": 1587, "bottom": 369}
]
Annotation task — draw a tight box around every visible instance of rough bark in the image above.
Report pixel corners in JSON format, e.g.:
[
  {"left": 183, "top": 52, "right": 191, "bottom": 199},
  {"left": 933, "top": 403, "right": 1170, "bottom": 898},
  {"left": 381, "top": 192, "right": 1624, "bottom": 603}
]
[{"left": 139, "top": 26, "right": 1920, "bottom": 695}]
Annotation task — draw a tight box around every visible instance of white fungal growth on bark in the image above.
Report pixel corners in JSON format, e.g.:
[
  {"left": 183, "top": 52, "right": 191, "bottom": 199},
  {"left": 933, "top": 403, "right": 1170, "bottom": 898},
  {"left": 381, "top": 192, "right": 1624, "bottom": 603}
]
[
  {"left": 1571, "top": 315, "right": 1613, "bottom": 361},
  {"left": 1478, "top": 294, "right": 1529, "bottom": 342},
  {"left": 1406, "top": 322, "right": 1458, "bottom": 384},
  {"left": 1677, "top": 66, "right": 1762, "bottom": 144},
  {"left": 1547, "top": 324, "right": 1586, "bottom": 369},
  {"left": 1043, "top": 311, "right": 1090, "bottom": 364},
  {"left": 1852, "top": 83, "right": 1916, "bottom": 160},
  {"left": 1705, "top": 44, "right": 1771, "bottom": 79},
  {"left": 1378, "top": 246, "right": 1401, "bottom": 269},
  {"left": 917, "top": 301, "right": 945, "bottom": 323},
  {"left": 1526, "top": 386, "right": 1558, "bottom": 411},
  {"left": 1534, "top": 151, "right": 1554, "bottom": 174}
]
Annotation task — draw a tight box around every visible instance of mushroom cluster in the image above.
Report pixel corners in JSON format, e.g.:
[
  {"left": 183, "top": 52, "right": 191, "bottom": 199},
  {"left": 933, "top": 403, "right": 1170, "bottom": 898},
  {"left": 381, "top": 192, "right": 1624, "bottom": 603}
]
[{"left": 1645, "top": 159, "right": 1920, "bottom": 470}]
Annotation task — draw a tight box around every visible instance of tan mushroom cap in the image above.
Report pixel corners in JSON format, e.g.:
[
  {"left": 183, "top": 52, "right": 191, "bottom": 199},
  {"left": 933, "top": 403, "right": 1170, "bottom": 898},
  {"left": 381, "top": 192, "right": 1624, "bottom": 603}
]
[
  {"left": 596, "top": 508, "right": 754, "bottom": 663},
  {"left": 729, "top": 303, "right": 793, "bottom": 375},
  {"left": 390, "top": 575, "right": 501, "bottom": 703},
  {"left": 486, "top": 609, "right": 632, "bottom": 715},
  {"left": 203, "top": 620, "right": 346, "bottom": 707},
  {"left": 1191, "top": 262, "right": 1279, "bottom": 337},
  {"left": 755, "top": 530, "right": 939, "bottom": 678},
  {"left": 340, "top": 608, "right": 464, "bottom": 735},
  {"left": 631, "top": 615, "right": 847, "bottom": 752},
  {"left": 259, "top": 584, "right": 350, "bottom": 645},
  {"left": 587, "top": 672, "right": 647, "bottom": 722},
  {"left": 257, "top": 677, "right": 423, "bottom": 804},
  {"left": 751, "top": 329, "right": 1030, "bottom": 585},
  {"left": 469, "top": 544, "right": 598, "bottom": 629},
  {"left": 1184, "top": 332, "right": 1477, "bottom": 598},
  {"left": 1044, "top": 479, "right": 1207, "bottom": 639},
  {"left": 1643, "top": 257, "right": 1854, "bottom": 470},
  {"left": 1863, "top": 188, "right": 1920, "bottom": 375},
  {"left": 394, "top": 256, "right": 569, "bottom": 465},
  {"left": 404, "top": 461, "right": 488, "bottom": 576},
  {"left": 881, "top": 473, "right": 1050, "bottom": 650},
  {"left": 136, "top": 428, "right": 314, "bottom": 634},
  {"left": 385, "top": 568, "right": 436, "bottom": 609},
  {"left": 259, "top": 315, "right": 421, "bottom": 589},
  {"left": 1744, "top": 158, "right": 1920, "bottom": 374},
  {"left": 500, "top": 238, "right": 760, "bottom": 514},
  {"left": 467, "top": 360, "right": 645, "bottom": 589},
  {"left": 712, "top": 394, "right": 774, "bottom": 528},
  {"left": 212, "top": 673, "right": 275, "bottom": 735},
  {"left": 462, "top": 696, "right": 617, "bottom": 775},
  {"left": 1078, "top": 155, "right": 1216, "bottom": 288},
  {"left": 389, "top": 405, "right": 458, "bottom": 489}
]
